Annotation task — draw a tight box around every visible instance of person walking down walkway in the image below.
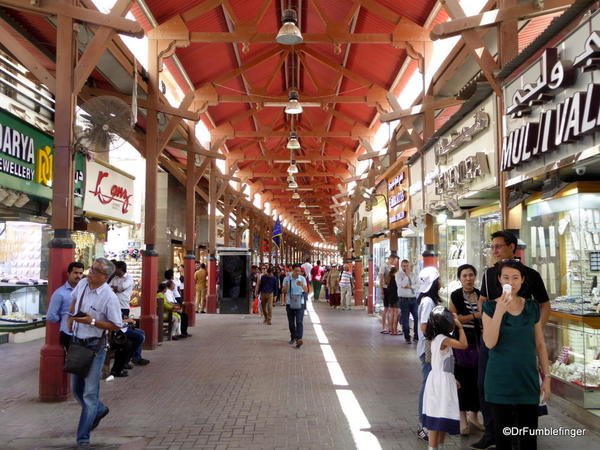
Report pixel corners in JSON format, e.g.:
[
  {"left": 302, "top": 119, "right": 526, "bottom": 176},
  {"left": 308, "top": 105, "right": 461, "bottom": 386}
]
[
  {"left": 46, "top": 262, "right": 84, "bottom": 352},
  {"left": 257, "top": 267, "right": 277, "bottom": 325},
  {"left": 325, "top": 264, "right": 341, "bottom": 309},
  {"left": 397, "top": 259, "right": 418, "bottom": 343},
  {"left": 195, "top": 263, "right": 208, "bottom": 313},
  {"left": 282, "top": 264, "right": 308, "bottom": 349},
  {"left": 339, "top": 263, "right": 354, "bottom": 311},
  {"left": 69, "top": 258, "right": 122, "bottom": 446},
  {"left": 310, "top": 260, "right": 325, "bottom": 302}
]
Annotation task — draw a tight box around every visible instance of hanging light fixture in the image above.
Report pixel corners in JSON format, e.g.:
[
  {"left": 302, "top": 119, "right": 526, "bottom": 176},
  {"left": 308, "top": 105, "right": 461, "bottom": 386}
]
[
  {"left": 285, "top": 90, "right": 303, "bottom": 115},
  {"left": 287, "top": 160, "right": 299, "bottom": 174},
  {"left": 287, "top": 174, "right": 295, "bottom": 183},
  {"left": 276, "top": 9, "right": 303, "bottom": 45},
  {"left": 304, "top": 209, "right": 310, "bottom": 215},
  {"left": 289, "top": 179, "right": 298, "bottom": 189},
  {"left": 287, "top": 132, "right": 301, "bottom": 149},
  {"left": 299, "top": 200, "right": 307, "bottom": 208},
  {"left": 292, "top": 191, "right": 300, "bottom": 199}
]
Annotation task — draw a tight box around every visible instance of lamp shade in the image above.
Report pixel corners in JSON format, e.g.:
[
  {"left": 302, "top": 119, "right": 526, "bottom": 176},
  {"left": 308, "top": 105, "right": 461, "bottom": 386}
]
[
  {"left": 276, "top": 10, "right": 303, "bottom": 45},
  {"left": 292, "top": 191, "right": 300, "bottom": 199},
  {"left": 287, "top": 136, "right": 301, "bottom": 150},
  {"left": 287, "top": 162, "right": 299, "bottom": 174},
  {"left": 299, "top": 201, "right": 306, "bottom": 208},
  {"left": 285, "top": 99, "right": 303, "bottom": 115},
  {"left": 289, "top": 180, "right": 298, "bottom": 189}
]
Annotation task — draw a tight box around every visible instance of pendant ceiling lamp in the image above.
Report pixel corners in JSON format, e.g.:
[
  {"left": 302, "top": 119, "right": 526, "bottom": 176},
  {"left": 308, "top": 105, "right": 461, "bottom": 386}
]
[
  {"left": 287, "top": 174, "right": 295, "bottom": 183},
  {"left": 287, "top": 161, "right": 299, "bottom": 174},
  {"left": 289, "top": 179, "right": 298, "bottom": 189},
  {"left": 287, "top": 132, "right": 301, "bottom": 149},
  {"left": 276, "top": 9, "right": 303, "bottom": 45},
  {"left": 292, "top": 191, "right": 300, "bottom": 199},
  {"left": 285, "top": 90, "right": 303, "bottom": 115},
  {"left": 299, "top": 200, "right": 307, "bottom": 208},
  {"left": 304, "top": 209, "right": 310, "bottom": 215}
]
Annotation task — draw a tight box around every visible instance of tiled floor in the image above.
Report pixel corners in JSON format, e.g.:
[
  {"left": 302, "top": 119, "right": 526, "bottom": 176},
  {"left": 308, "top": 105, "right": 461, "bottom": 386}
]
[{"left": 1, "top": 300, "right": 598, "bottom": 449}]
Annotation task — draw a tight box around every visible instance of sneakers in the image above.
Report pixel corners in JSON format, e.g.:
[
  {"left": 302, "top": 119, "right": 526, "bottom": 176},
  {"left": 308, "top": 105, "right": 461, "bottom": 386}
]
[
  {"left": 132, "top": 357, "right": 150, "bottom": 366},
  {"left": 91, "top": 407, "right": 109, "bottom": 430},
  {"left": 110, "top": 370, "right": 128, "bottom": 378},
  {"left": 417, "top": 427, "right": 428, "bottom": 442},
  {"left": 470, "top": 436, "right": 496, "bottom": 449},
  {"left": 295, "top": 338, "right": 303, "bottom": 349},
  {"left": 289, "top": 338, "right": 296, "bottom": 345}
]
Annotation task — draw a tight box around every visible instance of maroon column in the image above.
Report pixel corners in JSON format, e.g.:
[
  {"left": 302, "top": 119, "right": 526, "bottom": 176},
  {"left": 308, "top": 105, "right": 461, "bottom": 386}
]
[
  {"left": 183, "top": 252, "right": 196, "bottom": 325},
  {"left": 40, "top": 237, "right": 73, "bottom": 402},
  {"left": 367, "top": 256, "right": 374, "bottom": 314},
  {"left": 207, "top": 254, "right": 218, "bottom": 313},
  {"left": 140, "top": 247, "right": 158, "bottom": 349},
  {"left": 354, "top": 259, "right": 364, "bottom": 307}
]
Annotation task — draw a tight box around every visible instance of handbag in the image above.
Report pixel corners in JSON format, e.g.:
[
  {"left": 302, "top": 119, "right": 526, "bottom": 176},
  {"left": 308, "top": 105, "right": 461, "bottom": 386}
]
[
  {"left": 454, "top": 341, "right": 479, "bottom": 368},
  {"left": 63, "top": 286, "right": 105, "bottom": 378}
]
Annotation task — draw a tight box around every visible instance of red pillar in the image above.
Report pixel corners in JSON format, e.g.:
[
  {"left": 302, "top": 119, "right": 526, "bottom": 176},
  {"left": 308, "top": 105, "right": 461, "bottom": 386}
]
[
  {"left": 207, "top": 254, "right": 218, "bottom": 313},
  {"left": 367, "top": 256, "right": 374, "bottom": 314},
  {"left": 183, "top": 253, "right": 196, "bottom": 326},
  {"left": 140, "top": 249, "right": 158, "bottom": 349},
  {"left": 423, "top": 245, "right": 439, "bottom": 268},
  {"left": 39, "top": 241, "right": 73, "bottom": 402},
  {"left": 354, "top": 260, "right": 364, "bottom": 307}
]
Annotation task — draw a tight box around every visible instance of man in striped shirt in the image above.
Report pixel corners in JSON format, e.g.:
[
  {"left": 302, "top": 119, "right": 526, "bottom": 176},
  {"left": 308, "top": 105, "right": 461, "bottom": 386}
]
[{"left": 339, "top": 263, "right": 354, "bottom": 310}]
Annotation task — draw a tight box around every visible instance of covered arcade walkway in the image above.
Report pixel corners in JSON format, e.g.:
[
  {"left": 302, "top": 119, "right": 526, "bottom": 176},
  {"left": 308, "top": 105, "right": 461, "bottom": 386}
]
[{"left": 2, "top": 302, "right": 599, "bottom": 450}]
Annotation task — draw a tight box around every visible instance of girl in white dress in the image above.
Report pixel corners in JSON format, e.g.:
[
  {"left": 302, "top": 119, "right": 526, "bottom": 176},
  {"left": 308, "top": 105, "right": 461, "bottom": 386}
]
[{"left": 421, "top": 306, "right": 468, "bottom": 450}]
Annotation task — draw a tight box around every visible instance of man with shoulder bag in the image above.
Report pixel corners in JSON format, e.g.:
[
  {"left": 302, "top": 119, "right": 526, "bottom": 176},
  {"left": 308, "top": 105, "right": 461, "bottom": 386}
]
[
  {"left": 66, "top": 258, "right": 122, "bottom": 446},
  {"left": 282, "top": 264, "right": 308, "bottom": 349}
]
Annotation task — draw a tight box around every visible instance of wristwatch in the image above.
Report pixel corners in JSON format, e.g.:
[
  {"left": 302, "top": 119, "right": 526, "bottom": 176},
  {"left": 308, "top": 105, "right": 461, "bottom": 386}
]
[{"left": 90, "top": 318, "right": 96, "bottom": 327}]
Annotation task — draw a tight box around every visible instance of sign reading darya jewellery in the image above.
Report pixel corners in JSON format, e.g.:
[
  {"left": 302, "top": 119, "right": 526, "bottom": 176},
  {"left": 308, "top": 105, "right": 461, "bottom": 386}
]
[
  {"left": 502, "top": 27, "right": 600, "bottom": 172},
  {"left": 84, "top": 159, "right": 135, "bottom": 223},
  {"left": 387, "top": 166, "right": 409, "bottom": 230}
]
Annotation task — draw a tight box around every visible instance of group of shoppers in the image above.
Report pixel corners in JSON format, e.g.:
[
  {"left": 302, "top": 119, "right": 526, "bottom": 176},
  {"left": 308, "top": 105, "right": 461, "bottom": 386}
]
[{"left": 411, "top": 230, "right": 551, "bottom": 450}]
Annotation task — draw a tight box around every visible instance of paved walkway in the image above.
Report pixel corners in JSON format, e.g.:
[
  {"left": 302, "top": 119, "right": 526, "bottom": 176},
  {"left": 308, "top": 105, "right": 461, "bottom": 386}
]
[{"left": 1, "top": 301, "right": 599, "bottom": 450}]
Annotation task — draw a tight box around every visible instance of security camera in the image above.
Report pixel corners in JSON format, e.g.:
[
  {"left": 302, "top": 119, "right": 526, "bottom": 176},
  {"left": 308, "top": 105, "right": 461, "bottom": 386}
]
[{"left": 575, "top": 166, "right": 586, "bottom": 176}]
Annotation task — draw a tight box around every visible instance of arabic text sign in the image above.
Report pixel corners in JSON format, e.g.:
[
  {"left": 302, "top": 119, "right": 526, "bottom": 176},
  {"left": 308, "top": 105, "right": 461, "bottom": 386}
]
[
  {"left": 503, "top": 26, "right": 600, "bottom": 172},
  {"left": 387, "top": 166, "right": 409, "bottom": 230},
  {"left": 84, "top": 160, "right": 135, "bottom": 223}
]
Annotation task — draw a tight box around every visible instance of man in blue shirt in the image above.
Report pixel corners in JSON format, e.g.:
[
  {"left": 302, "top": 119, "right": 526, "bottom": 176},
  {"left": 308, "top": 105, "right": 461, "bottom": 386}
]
[
  {"left": 282, "top": 264, "right": 308, "bottom": 349},
  {"left": 46, "top": 262, "right": 84, "bottom": 351}
]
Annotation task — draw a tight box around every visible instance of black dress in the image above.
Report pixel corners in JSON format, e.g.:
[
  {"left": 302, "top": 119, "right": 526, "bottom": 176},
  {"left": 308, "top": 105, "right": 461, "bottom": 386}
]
[
  {"left": 385, "top": 277, "right": 399, "bottom": 308},
  {"left": 450, "top": 288, "right": 481, "bottom": 413}
]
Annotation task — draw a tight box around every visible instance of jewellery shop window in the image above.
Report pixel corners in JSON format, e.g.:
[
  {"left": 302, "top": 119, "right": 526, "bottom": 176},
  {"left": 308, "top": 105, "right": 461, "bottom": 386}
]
[
  {"left": 72, "top": 231, "right": 96, "bottom": 269},
  {"left": 524, "top": 192, "right": 600, "bottom": 400},
  {"left": 467, "top": 211, "right": 501, "bottom": 285},
  {"left": 438, "top": 218, "right": 467, "bottom": 301}
]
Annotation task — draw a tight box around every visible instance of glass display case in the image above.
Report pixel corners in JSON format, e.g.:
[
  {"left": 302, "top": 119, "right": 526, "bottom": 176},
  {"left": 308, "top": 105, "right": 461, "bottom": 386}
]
[
  {"left": 0, "top": 284, "right": 47, "bottom": 332},
  {"left": 524, "top": 186, "right": 600, "bottom": 409},
  {"left": 467, "top": 209, "right": 501, "bottom": 286},
  {"left": 438, "top": 218, "right": 467, "bottom": 303}
]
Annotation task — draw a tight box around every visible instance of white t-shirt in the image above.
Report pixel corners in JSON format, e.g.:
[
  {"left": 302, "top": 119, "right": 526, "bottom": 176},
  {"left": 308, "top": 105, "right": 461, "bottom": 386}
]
[
  {"left": 417, "top": 296, "right": 435, "bottom": 358},
  {"left": 301, "top": 262, "right": 313, "bottom": 281}
]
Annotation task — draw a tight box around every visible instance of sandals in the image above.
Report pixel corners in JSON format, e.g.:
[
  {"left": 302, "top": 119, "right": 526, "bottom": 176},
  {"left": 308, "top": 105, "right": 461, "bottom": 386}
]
[{"left": 380, "top": 330, "right": 390, "bottom": 334}]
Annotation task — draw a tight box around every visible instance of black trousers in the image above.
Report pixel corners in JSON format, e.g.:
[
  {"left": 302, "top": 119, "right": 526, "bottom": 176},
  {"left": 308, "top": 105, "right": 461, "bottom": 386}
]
[
  {"left": 490, "top": 403, "right": 538, "bottom": 450},
  {"left": 478, "top": 336, "right": 495, "bottom": 440},
  {"left": 180, "top": 312, "right": 189, "bottom": 335},
  {"left": 60, "top": 331, "right": 72, "bottom": 352},
  {"left": 111, "top": 337, "right": 133, "bottom": 374}
]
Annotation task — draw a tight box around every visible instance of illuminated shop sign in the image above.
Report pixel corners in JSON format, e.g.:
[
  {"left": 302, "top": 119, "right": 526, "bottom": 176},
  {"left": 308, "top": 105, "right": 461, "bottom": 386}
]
[
  {"left": 387, "top": 166, "right": 409, "bottom": 230},
  {"left": 84, "top": 160, "right": 135, "bottom": 223},
  {"left": 502, "top": 32, "right": 600, "bottom": 171}
]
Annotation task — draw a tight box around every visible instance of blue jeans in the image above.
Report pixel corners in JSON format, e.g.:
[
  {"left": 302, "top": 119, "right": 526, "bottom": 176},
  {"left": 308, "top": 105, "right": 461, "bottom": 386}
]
[
  {"left": 71, "top": 340, "right": 108, "bottom": 444},
  {"left": 125, "top": 327, "right": 145, "bottom": 360},
  {"left": 418, "top": 353, "right": 431, "bottom": 427},
  {"left": 286, "top": 305, "right": 305, "bottom": 340},
  {"left": 399, "top": 298, "right": 418, "bottom": 339}
]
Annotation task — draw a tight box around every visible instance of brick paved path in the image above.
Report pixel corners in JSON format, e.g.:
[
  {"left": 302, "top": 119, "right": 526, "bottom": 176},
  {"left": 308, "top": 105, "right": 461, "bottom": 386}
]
[{"left": 1, "top": 301, "right": 599, "bottom": 449}]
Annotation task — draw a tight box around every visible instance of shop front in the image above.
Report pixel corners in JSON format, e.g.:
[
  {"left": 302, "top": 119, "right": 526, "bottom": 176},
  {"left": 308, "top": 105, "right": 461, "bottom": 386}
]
[
  {"left": 502, "top": 12, "right": 600, "bottom": 410},
  {"left": 422, "top": 95, "right": 499, "bottom": 296},
  {"left": 0, "top": 109, "right": 82, "bottom": 336}
]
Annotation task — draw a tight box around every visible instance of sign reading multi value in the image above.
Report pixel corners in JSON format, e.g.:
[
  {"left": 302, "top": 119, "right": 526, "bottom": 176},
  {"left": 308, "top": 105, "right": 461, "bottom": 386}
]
[
  {"left": 502, "top": 29, "right": 600, "bottom": 172},
  {"left": 387, "top": 166, "right": 409, "bottom": 230},
  {"left": 84, "top": 160, "right": 135, "bottom": 223}
]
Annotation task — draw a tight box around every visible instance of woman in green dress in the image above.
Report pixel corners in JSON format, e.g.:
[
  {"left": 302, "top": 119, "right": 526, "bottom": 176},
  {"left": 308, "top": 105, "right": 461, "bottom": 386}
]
[{"left": 482, "top": 260, "right": 551, "bottom": 450}]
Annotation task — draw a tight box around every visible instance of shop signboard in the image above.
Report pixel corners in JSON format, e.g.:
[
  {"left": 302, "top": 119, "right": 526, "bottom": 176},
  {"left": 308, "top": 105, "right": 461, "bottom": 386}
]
[
  {"left": 0, "top": 109, "right": 84, "bottom": 204},
  {"left": 84, "top": 159, "right": 135, "bottom": 224},
  {"left": 387, "top": 166, "right": 410, "bottom": 230},
  {"left": 503, "top": 14, "right": 600, "bottom": 182},
  {"left": 371, "top": 182, "right": 388, "bottom": 234}
]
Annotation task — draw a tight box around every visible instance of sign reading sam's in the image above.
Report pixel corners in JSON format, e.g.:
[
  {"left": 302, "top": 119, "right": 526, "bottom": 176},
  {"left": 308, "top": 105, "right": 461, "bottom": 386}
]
[{"left": 502, "top": 30, "right": 600, "bottom": 172}]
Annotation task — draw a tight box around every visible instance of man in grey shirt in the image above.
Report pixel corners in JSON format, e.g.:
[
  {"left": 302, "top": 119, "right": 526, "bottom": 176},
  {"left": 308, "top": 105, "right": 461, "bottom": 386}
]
[{"left": 70, "top": 258, "right": 122, "bottom": 446}]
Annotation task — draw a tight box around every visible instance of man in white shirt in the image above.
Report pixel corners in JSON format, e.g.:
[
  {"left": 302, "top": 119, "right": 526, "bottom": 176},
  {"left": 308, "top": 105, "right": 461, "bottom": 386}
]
[
  {"left": 301, "top": 259, "right": 313, "bottom": 282},
  {"left": 396, "top": 259, "right": 419, "bottom": 343},
  {"left": 109, "top": 261, "right": 134, "bottom": 316}
]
